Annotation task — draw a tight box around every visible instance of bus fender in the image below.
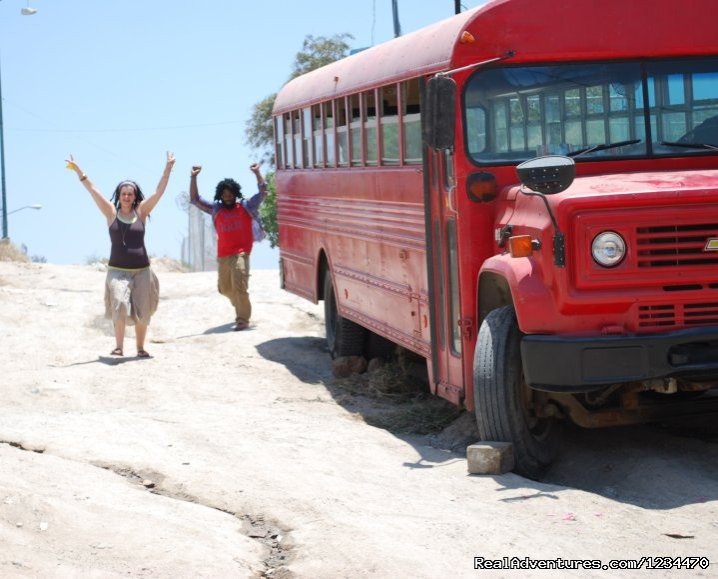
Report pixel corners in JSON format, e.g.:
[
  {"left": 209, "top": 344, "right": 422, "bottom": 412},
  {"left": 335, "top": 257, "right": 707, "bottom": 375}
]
[
  {"left": 316, "top": 247, "right": 330, "bottom": 302},
  {"left": 478, "top": 254, "right": 558, "bottom": 332}
]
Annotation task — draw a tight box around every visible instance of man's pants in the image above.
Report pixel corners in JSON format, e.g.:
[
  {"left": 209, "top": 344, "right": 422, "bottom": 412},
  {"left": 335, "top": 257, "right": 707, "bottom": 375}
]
[{"left": 217, "top": 253, "right": 251, "bottom": 324}]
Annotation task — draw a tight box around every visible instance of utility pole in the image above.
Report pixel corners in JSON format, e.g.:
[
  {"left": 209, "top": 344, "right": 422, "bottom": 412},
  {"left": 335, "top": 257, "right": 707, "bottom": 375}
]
[
  {"left": 391, "top": 0, "right": 401, "bottom": 37},
  {"left": 0, "top": 56, "right": 7, "bottom": 238},
  {"left": 0, "top": 1, "right": 38, "bottom": 239}
]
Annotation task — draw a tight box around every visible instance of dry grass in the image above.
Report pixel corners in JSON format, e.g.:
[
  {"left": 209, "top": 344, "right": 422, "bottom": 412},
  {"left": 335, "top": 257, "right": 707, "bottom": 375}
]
[
  {"left": 364, "top": 399, "right": 463, "bottom": 435},
  {"left": 0, "top": 239, "right": 29, "bottom": 263},
  {"left": 334, "top": 360, "right": 422, "bottom": 401},
  {"left": 333, "top": 357, "right": 462, "bottom": 435}
]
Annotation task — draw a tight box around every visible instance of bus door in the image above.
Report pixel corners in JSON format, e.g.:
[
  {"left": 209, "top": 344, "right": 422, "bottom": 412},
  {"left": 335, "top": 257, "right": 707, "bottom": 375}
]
[{"left": 426, "top": 147, "right": 464, "bottom": 405}]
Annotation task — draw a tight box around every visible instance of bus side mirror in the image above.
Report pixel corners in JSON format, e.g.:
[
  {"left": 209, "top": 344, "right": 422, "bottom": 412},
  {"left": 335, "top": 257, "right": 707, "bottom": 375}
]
[
  {"left": 516, "top": 155, "right": 575, "bottom": 195},
  {"left": 424, "top": 75, "right": 456, "bottom": 150}
]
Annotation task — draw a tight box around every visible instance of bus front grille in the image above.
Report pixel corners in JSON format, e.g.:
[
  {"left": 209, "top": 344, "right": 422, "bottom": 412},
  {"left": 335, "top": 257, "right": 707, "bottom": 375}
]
[
  {"left": 638, "top": 302, "right": 718, "bottom": 329},
  {"left": 637, "top": 222, "right": 718, "bottom": 268}
]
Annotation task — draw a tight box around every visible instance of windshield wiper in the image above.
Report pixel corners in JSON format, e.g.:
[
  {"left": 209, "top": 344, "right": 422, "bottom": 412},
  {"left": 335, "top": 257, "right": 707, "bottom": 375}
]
[
  {"left": 660, "top": 140, "right": 718, "bottom": 151},
  {"left": 568, "top": 139, "right": 641, "bottom": 158}
]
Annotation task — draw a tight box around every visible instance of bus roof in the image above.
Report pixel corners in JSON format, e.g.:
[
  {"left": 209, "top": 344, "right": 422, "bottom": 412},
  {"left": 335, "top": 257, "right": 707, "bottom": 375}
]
[
  {"left": 273, "top": 8, "right": 478, "bottom": 115},
  {"left": 273, "top": 0, "right": 718, "bottom": 115}
]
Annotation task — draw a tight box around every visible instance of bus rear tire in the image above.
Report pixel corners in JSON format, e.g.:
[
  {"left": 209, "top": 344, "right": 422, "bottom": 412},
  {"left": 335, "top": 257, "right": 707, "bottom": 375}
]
[
  {"left": 323, "top": 273, "right": 367, "bottom": 359},
  {"left": 473, "top": 306, "right": 560, "bottom": 479}
]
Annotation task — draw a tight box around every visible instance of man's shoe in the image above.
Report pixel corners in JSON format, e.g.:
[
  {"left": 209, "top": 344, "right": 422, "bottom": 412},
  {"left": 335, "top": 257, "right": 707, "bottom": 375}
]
[{"left": 233, "top": 321, "right": 249, "bottom": 331}]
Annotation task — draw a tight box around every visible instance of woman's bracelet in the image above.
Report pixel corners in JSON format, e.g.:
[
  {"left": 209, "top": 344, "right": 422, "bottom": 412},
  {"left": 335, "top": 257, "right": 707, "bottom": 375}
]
[{"left": 80, "top": 173, "right": 87, "bottom": 182}]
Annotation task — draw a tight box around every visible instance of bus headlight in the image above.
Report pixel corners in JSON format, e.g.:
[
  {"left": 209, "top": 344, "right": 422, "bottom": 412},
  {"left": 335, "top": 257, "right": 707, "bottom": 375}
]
[{"left": 592, "top": 231, "right": 626, "bottom": 267}]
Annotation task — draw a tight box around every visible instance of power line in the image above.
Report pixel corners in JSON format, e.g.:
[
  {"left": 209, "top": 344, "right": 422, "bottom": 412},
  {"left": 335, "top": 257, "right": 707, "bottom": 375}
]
[{"left": 6, "top": 120, "right": 245, "bottom": 133}]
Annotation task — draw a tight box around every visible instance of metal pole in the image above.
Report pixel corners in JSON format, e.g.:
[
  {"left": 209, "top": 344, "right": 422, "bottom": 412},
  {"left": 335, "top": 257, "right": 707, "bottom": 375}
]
[
  {"left": 0, "top": 55, "right": 8, "bottom": 239},
  {"left": 0, "top": 2, "right": 37, "bottom": 240},
  {"left": 455, "top": 0, "right": 462, "bottom": 14},
  {"left": 391, "top": 0, "right": 401, "bottom": 38}
]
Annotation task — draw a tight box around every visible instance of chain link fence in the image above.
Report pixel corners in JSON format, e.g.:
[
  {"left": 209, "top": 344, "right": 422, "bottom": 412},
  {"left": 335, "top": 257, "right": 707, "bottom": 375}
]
[{"left": 181, "top": 204, "right": 217, "bottom": 272}]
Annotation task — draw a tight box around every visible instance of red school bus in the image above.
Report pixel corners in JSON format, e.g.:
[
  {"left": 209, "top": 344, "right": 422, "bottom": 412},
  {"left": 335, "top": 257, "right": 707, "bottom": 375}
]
[{"left": 272, "top": 0, "right": 718, "bottom": 477}]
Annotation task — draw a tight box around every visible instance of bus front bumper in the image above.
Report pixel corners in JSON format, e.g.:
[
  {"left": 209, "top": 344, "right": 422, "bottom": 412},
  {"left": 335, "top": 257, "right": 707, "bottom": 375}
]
[{"left": 521, "top": 327, "right": 718, "bottom": 393}]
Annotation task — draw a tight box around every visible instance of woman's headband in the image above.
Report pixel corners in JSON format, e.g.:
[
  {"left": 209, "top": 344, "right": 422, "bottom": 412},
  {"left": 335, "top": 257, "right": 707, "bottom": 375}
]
[{"left": 118, "top": 180, "right": 137, "bottom": 190}]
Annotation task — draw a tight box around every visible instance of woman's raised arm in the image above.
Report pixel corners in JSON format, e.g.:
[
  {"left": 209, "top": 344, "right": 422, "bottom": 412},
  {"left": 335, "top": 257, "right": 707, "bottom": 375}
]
[
  {"left": 138, "top": 151, "right": 175, "bottom": 220},
  {"left": 65, "top": 155, "right": 116, "bottom": 224}
]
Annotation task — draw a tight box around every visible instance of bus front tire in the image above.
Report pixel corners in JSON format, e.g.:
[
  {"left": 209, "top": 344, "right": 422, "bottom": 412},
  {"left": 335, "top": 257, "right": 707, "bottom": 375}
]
[
  {"left": 473, "top": 306, "right": 560, "bottom": 479},
  {"left": 323, "top": 274, "right": 367, "bottom": 359}
]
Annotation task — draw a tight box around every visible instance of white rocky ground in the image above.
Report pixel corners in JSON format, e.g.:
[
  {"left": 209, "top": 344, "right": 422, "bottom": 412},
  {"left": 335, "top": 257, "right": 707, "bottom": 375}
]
[{"left": 0, "top": 260, "right": 716, "bottom": 577}]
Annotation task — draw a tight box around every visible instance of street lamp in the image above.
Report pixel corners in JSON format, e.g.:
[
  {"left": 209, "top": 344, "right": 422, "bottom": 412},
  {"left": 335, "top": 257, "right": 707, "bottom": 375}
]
[
  {"left": 0, "top": 0, "right": 37, "bottom": 239},
  {"left": 7, "top": 203, "right": 41, "bottom": 215},
  {"left": 20, "top": 1, "right": 37, "bottom": 16}
]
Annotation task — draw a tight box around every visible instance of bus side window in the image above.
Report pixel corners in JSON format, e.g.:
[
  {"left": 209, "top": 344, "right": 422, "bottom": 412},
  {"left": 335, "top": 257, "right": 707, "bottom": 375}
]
[
  {"left": 364, "top": 89, "right": 378, "bottom": 166},
  {"left": 380, "top": 84, "right": 400, "bottom": 165},
  {"left": 302, "top": 107, "right": 313, "bottom": 168},
  {"left": 402, "top": 79, "right": 422, "bottom": 164},
  {"left": 284, "top": 113, "right": 294, "bottom": 169},
  {"left": 337, "top": 97, "right": 350, "bottom": 167},
  {"left": 350, "top": 93, "right": 362, "bottom": 166},
  {"left": 293, "top": 111, "right": 303, "bottom": 168},
  {"left": 324, "top": 101, "right": 336, "bottom": 167},
  {"left": 312, "top": 104, "right": 324, "bottom": 168},
  {"left": 274, "top": 115, "right": 284, "bottom": 169}
]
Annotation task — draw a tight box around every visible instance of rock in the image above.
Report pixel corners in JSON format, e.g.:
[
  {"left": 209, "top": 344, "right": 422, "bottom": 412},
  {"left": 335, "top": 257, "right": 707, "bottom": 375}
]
[
  {"left": 332, "top": 356, "right": 367, "bottom": 378},
  {"left": 467, "top": 442, "right": 515, "bottom": 475}
]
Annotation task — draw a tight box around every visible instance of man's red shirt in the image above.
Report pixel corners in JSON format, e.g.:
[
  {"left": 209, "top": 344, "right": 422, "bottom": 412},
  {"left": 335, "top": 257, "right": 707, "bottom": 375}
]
[{"left": 213, "top": 203, "right": 253, "bottom": 257}]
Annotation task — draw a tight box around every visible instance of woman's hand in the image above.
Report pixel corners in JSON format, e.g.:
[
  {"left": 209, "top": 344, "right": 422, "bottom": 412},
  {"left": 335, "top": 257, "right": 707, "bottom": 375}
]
[
  {"left": 250, "top": 162, "right": 260, "bottom": 174},
  {"left": 191, "top": 165, "right": 202, "bottom": 177},
  {"left": 165, "top": 151, "right": 176, "bottom": 171},
  {"left": 65, "top": 154, "right": 83, "bottom": 177}
]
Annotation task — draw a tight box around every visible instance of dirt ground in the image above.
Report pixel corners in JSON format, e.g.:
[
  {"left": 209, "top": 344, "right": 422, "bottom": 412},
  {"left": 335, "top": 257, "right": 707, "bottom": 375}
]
[{"left": 0, "top": 260, "right": 717, "bottom": 578}]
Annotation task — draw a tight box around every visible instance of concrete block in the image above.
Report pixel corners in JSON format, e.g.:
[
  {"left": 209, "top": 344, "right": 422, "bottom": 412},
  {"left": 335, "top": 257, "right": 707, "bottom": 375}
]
[{"left": 467, "top": 442, "right": 515, "bottom": 475}]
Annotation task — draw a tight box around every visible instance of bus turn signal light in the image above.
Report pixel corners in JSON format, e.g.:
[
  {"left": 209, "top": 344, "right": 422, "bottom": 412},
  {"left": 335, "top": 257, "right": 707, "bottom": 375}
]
[
  {"left": 467, "top": 172, "right": 497, "bottom": 203},
  {"left": 460, "top": 31, "right": 475, "bottom": 44},
  {"left": 509, "top": 235, "right": 534, "bottom": 258}
]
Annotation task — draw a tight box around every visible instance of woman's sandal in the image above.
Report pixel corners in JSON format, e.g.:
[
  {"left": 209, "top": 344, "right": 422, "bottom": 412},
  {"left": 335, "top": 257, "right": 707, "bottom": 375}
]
[
  {"left": 110, "top": 347, "right": 123, "bottom": 356},
  {"left": 137, "top": 349, "right": 151, "bottom": 358}
]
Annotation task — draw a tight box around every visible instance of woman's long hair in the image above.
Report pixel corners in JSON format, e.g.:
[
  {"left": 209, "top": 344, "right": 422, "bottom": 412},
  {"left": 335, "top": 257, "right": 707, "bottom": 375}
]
[
  {"left": 111, "top": 180, "right": 145, "bottom": 210},
  {"left": 214, "top": 178, "right": 242, "bottom": 202}
]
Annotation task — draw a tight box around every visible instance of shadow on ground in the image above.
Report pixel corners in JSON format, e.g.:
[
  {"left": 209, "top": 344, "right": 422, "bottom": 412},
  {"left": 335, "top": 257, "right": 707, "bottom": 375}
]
[
  {"left": 539, "top": 415, "right": 718, "bottom": 509},
  {"left": 256, "top": 336, "right": 331, "bottom": 385},
  {"left": 175, "top": 322, "right": 240, "bottom": 339},
  {"left": 256, "top": 336, "right": 464, "bottom": 469},
  {"left": 58, "top": 355, "right": 149, "bottom": 367},
  {"left": 257, "top": 336, "right": 718, "bottom": 509}
]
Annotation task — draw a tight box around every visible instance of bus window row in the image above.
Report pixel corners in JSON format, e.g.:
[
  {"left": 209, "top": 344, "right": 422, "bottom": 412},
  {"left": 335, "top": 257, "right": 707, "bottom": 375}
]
[{"left": 275, "top": 78, "right": 423, "bottom": 169}]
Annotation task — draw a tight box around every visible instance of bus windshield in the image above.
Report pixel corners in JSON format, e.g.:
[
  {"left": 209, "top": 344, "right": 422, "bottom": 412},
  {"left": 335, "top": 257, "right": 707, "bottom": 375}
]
[{"left": 464, "top": 58, "right": 718, "bottom": 164}]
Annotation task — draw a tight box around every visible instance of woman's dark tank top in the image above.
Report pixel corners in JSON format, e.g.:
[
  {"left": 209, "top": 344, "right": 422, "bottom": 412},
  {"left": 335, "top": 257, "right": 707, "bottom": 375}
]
[{"left": 108, "top": 211, "right": 150, "bottom": 269}]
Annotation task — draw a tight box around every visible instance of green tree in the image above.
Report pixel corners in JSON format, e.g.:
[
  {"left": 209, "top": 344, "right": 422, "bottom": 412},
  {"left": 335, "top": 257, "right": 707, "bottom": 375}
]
[
  {"left": 290, "top": 33, "right": 354, "bottom": 80},
  {"left": 246, "top": 94, "right": 277, "bottom": 167},
  {"left": 258, "top": 173, "right": 278, "bottom": 247},
  {"left": 246, "top": 33, "right": 353, "bottom": 247}
]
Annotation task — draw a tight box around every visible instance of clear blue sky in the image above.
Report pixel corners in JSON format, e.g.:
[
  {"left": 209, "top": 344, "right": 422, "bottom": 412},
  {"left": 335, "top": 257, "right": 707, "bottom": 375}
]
[{"left": 0, "top": 0, "right": 486, "bottom": 267}]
